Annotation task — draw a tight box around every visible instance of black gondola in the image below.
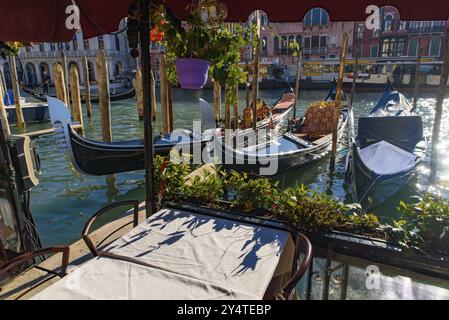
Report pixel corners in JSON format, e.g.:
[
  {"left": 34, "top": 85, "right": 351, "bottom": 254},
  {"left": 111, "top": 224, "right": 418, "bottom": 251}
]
[
  {"left": 23, "top": 85, "right": 136, "bottom": 103},
  {"left": 345, "top": 80, "right": 425, "bottom": 208},
  {"left": 47, "top": 92, "right": 294, "bottom": 175},
  {"left": 219, "top": 81, "right": 349, "bottom": 175}
]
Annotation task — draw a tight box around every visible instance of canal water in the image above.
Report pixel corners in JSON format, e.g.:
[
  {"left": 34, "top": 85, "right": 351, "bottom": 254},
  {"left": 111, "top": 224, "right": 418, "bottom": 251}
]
[{"left": 14, "top": 88, "right": 449, "bottom": 246}]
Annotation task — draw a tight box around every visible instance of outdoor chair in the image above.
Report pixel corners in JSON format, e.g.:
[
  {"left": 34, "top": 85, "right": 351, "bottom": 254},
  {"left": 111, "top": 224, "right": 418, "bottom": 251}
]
[
  {"left": 82, "top": 200, "right": 140, "bottom": 257},
  {"left": 0, "top": 246, "right": 70, "bottom": 300},
  {"left": 268, "top": 232, "right": 312, "bottom": 300}
]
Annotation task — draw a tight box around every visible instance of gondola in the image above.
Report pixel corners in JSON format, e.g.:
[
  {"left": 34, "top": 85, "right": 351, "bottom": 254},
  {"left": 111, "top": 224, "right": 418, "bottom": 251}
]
[
  {"left": 22, "top": 85, "right": 136, "bottom": 103},
  {"left": 47, "top": 90, "right": 294, "bottom": 175},
  {"left": 219, "top": 81, "right": 349, "bottom": 175},
  {"left": 5, "top": 102, "right": 49, "bottom": 124},
  {"left": 345, "top": 80, "right": 425, "bottom": 208}
]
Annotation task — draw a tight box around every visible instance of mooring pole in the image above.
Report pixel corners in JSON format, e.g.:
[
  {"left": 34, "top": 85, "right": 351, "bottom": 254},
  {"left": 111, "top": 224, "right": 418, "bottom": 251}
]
[
  {"left": 54, "top": 63, "right": 68, "bottom": 106},
  {"left": 8, "top": 55, "right": 25, "bottom": 131},
  {"left": 350, "top": 48, "right": 359, "bottom": 106},
  {"left": 82, "top": 56, "right": 93, "bottom": 118},
  {"left": 96, "top": 50, "right": 112, "bottom": 142},
  {"left": 331, "top": 32, "right": 348, "bottom": 167},
  {"left": 136, "top": 69, "right": 144, "bottom": 120},
  {"left": 0, "top": 71, "right": 11, "bottom": 136},
  {"left": 430, "top": 29, "right": 449, "bottom": 182},
  {"left": 61, "top": 51, "right": 70, "bottom": 109},
  {"left": 159, "top": 54, "right": 169, "bottom": 134},
  {"left": 251, "top": 10, "right": 261, "bottom": 131},
  {"left": 293, "top": 50, "right": 302, "bottom": 120},
  {"left": 167, "top": 81, "right": 173, "bottom": 132},
  {"left": 213, "top": 80, "right": 222, "bottom": 123},
  {"left": 413, "top": 47, "right": 424, "bottom": 111},
  {"left": 69, "top": 65, "right": 84, "bottom": 133},
  {"left": 141, "top": 0, "right": 154, "bottom": 218}
]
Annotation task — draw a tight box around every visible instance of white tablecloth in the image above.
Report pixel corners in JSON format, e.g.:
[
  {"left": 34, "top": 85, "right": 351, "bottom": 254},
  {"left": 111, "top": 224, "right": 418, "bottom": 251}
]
[{"left": 32, "top": 208, "right": 294, "bottom": 300}]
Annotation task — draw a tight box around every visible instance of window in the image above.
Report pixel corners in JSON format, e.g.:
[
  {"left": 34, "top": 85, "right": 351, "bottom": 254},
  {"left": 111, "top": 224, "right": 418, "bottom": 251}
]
[
  {"left": 311, "top": 35, "right": 319, "bottom": 48},
  {"left": 38, "top": 43, "right": 45, "bottom": 51},
  {"left": 274, "top": 36, "right": 280, "bottom": 51},
  {"left": 304, "top": 37, "right": 311, "bottom": 49},
  {"left": 408, "top": 39, "right": 419, "bottom": 56},
  {"left": 25, "top": 46, "right": 31, "bottom": 53},
  {"left": 98, "top": 36, "right": 105, "bottom": 50},
  {"left": 383, "top": 14, "right": 393, "bottom": 31},
  {"left": 50, "top": 43, "right": 55, "bottom": 51},
  {"left": 295, "top": 35, "right": 302, "bottom": 48},
  {"left": 57, "top": 43, "right": 64, "bottom": 51},
  {"left": 261, "top": 15, "right": 269, "bottom": 26},
  {"left": 72, "top": 39, "right": 78, "bottom": 50},
  {"left": 304, "top": 8, "right": 329, "bottom": 27},
  {"left": 281, "top": 35, "right": 288, "bottom": 51},
  {"left": 371, "top": 29, "right": 380, "bottom": 39},
  {"left": 261, "top": 37, "right": 268, "bottom": 51},
  {"left": 65, "top": 42, "right": 70, "bottom": 50},
  {"left": 320, "top": 36, "right": 327, "bottom": 47},
  {"left": 370, "top": 44, "right": 379, "bottom": 57},
  {"left": 382, "top": 38, "right": 406, "bottom": 57},
  {"left": 356, "top": 23, "right": 364, "bottom": 40},
  {"left": 355, "top": 45, "right": 363, "bottom": 57},
  {"left": 115, "top": 34, "right": 120, "bottom": 51},
  {"left": 429, "top": 37, "right": 441, "bottom": 56},
  {"left": 84, "top": 39, "right": 90, "bottom": 50},
  {"left": 422, "top": 21, "right": 432, "bottom": 33},
  {"left": 398, "top": 21, "right": 406, "bottom": 31}
]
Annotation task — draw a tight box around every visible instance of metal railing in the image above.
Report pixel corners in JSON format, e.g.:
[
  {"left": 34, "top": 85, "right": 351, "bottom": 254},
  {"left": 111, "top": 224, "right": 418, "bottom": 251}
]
[{"left": 20, "top": 49, "right": 125, "bottom": 59}]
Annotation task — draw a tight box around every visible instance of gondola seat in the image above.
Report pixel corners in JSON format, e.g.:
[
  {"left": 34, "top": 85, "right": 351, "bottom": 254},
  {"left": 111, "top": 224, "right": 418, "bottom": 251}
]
[{"left": 301, "top": 101, "right": 337, "bottom": 137}]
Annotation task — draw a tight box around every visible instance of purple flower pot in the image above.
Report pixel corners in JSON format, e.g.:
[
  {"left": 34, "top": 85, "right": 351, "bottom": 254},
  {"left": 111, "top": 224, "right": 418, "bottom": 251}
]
[{"left": 175, "top": 58, "right": 210, "bottom": 90}]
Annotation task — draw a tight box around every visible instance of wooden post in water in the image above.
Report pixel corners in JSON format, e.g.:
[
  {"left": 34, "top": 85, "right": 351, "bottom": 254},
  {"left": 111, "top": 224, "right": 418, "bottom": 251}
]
[
  {"left": 350, "top": 48, "right": 359, "bottom": 106},
  {"left": 245, "top": 57, "right": 250, "bottom": 108},
  {"left": 82, "top": 56, "right": 93, "bottom": 118},
  {"left": 413, "top": 47, "right": 424, "bottom": 111},
  {"left": 96, "top": 50, "right": 112, "bottom": 142},
  {"left": 69, "top": 65, "right": 84, "bottom": 133},
  {"left": 225, "top": 86, "right": 231, "bottom": 129},
  {"left": 8, "top": 56, "right": 25, "bottom": 131},
  {"left": 251, "top": 10, "right": 261, "bottom": 131},
  {"left": 233, "top": 85, "right": 239, "bottom": 129},
  {"left": 150, "top": 70, "right": 157, "bottom": 122},
  {"left": 213, "top": 80, "right": 222, "bottom": 123},
  {"left": 54, "top": 63, "right": 68, "bottom": 106},
  {"left": 0, "top": 76, "right": 10, "bottom": 136},
  {"left": 159, "top": 55, "right": 169, "bottom": 134},
  {"left": 167, "top": 82, "right": 173, "bottom": 132},
  {"left": 330, "top": 32, "right": 348, "bottom": 167},
  {"left": 61, "top": 51, "right": 70, "bottom": 108},
  {"left": 293, "top": 50, "right": 302, "bottom": 120},
  {"left": 430, "top": 30, "right": 449, "bottom": 182},
  {"left": 136, "top": 69, "right": 144, "bottom": 120}
]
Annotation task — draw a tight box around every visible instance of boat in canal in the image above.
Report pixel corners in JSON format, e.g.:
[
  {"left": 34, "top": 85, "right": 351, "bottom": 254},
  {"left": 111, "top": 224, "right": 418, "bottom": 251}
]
[
  {"left": 3, "top": 92, "right": 49, "bottom": 124},
  {"left": 345, "top": 80, "right": 425, "bottom": 208},
  {"left": 219, "top": 81, "right": 349, "bottom": 174},
  {"left": 47, "top": 91, "right": 294, "bottom": 175},
  {"left": 22, "top": 85, "right": 136, "bottom": 104}
]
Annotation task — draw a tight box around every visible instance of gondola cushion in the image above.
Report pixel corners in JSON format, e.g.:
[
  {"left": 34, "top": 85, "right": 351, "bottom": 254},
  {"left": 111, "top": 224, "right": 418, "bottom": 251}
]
[{"left": 301, "top": 101, "right": 338, "bottom": 136}]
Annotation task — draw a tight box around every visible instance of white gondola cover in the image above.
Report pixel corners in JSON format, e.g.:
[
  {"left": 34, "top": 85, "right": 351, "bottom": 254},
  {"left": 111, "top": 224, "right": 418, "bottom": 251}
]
[{"left": 358, "top": 140, "right": 419, "bottom": 176}]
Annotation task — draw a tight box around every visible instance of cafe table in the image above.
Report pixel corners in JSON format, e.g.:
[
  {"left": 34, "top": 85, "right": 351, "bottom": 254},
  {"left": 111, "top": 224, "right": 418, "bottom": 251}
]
[{"left": 31, "top": 208, "right": 295, "bottom": 300}]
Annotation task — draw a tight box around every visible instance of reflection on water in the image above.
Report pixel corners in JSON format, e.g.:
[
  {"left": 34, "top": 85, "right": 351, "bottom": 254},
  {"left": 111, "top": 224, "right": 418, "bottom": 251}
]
[{"left": 15, "top": 88, "right": 449, "bottom": 246}]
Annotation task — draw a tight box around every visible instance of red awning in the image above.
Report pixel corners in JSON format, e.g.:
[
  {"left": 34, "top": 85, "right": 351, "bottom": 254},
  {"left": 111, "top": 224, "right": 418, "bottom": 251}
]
[
  {"left": 163, "top": 0, "right": 449, "bottom": 22},
  {"left": 0, "top": 0, "right": 134, "bottom": 42}
]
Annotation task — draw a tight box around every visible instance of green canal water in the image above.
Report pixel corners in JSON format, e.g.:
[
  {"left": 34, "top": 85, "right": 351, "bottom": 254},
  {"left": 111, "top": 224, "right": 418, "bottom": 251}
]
[{"left": 13, "top": 88, "right": 449, "bottom": 246}]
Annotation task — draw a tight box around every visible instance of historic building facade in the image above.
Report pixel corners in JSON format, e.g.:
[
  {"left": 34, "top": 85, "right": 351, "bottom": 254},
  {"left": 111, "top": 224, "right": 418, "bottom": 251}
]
[
  {"left": 17, "top": 19, "right": 136, "bottom": 87},
  {"left": 353, "top": 6, "right": 447, "bottom": 60}
]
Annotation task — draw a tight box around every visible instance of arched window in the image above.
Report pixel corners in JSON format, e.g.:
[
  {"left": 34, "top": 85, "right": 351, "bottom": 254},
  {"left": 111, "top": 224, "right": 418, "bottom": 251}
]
[
  {"left": 274, "top": 36, "right": 280, "bottom": 52},
  {"left": 383, "top": 14, "right": 394, "bottom": 32},
  {"left": 304, "top": 8, "right": 329, "bottom": 27},
  {"left": 281, "top": 35, "right": 288, "bottom": 52},
  {"left": 429, "top": 37, "right": 441, "bottom": 56},
  {"left": 39, "top": 62, "right": 50, "bottom": 83},
  {"left": 261, "top": 37, "right": 268, "bottom": 51},
  {"left": 114, "top": 62, "right": 123, "bottom": 76},
  {"left": 408, "top": 39, "right": 418, "bottom": 57},
  {"left": 87, "top": 61, "right": 95, "bottom": 82},
  {"left": 115, "top": 34, "right": 121, "bottom": 51},
  {"left": 25, "top": 63, "right": 37, "bottom": 86},
  {"left": 296, "top": 35, "right": 302, "bottom": 49}
]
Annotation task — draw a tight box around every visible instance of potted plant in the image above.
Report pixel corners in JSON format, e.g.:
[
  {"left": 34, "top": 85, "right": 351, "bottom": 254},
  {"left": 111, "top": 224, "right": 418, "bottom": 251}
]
[{"left": 152, "top": 5, "right": 214, "bottom": 89}]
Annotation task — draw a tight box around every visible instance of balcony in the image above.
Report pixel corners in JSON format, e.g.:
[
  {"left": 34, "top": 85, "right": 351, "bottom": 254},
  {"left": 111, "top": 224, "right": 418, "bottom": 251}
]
[
  {"left": 303, "top": 47, "right": 328, "bottom": 55},
  {"left": 408, "top": 26, "right": 445, "bottom": 34}
]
